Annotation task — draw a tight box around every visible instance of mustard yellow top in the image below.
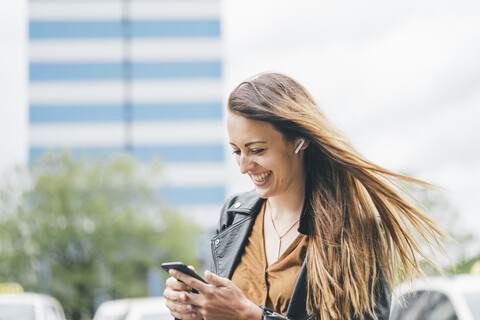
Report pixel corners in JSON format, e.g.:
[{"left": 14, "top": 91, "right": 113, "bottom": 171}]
[{"left": 231, "top": 203, "right": 308, "bottom": 315}]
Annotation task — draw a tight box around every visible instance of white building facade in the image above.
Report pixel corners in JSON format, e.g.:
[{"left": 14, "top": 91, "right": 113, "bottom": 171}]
[{"left": 29, "top": 0, "right": 225, "bottom": 227}]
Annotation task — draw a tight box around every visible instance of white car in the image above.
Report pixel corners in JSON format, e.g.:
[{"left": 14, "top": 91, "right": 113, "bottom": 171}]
[
  {"left": 93, "top": 297, "right": 172, "bottom": 320},
  {"left": 0, "top": 292, "right": 66, "bottom": 320},
  {"left": 390, "top": 274, "right": 480, "bottom": 320}
]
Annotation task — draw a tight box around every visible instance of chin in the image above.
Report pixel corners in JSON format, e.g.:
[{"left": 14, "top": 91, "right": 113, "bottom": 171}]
[{"left": 254, "top": 187, "right": 271, "bottom": 199}]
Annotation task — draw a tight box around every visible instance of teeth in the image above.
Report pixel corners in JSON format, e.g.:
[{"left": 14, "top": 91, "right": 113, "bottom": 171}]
[{"left": 251, "top": 171, "right": 271, "bottom": 182}]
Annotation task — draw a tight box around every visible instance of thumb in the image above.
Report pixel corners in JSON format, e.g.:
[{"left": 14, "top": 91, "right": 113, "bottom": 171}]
[{"left": 205, "top": 270, "right": 229, "bottom": 287}]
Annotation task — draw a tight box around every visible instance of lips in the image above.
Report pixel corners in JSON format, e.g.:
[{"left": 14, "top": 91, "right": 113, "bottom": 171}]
[{"left": 249, "top": 170, "right": 272, "bottom": 183}]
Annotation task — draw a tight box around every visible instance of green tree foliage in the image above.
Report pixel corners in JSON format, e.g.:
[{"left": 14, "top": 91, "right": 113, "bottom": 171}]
[
  {"left": 406, "top": 184, "right": 475, "bottom": 275},
  {"left": 0, "top": 152, "right": 202, "bottom": 319},
  {"left": 454, "top": 254, "right": 480, "bottom": 274}
]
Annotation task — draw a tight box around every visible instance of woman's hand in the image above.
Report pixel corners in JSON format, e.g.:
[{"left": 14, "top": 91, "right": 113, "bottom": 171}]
[
  {"left": 169, "top": 269, "right": 262, "bottom": 320},
  {"left": 163, "top": 266, "right": 203, "bottom": 319}
]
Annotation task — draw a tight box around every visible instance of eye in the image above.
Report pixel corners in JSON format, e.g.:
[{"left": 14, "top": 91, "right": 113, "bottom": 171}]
[
  {"left": 251, "top": 149, "right": 265, "bottom": 154},
  {"left": 231, "top": 149, "right": 241, "bottom": 155}
]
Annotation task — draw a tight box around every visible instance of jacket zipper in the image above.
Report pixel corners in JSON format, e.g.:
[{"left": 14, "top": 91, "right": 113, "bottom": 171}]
[{"left": 210, "top": 240, "right": 218, "bottom": 273}]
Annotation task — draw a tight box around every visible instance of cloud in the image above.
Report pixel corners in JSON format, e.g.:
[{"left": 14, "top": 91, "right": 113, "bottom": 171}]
[{"left": 223, "top": 0, "right": 480, "bottom": 237}]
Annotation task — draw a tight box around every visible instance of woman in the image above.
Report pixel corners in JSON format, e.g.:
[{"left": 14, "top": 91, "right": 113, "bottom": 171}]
[{"left": 164, "top": 73, "right": 445, "bottom": 320}]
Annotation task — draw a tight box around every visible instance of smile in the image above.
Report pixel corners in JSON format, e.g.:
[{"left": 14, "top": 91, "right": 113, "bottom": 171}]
[{"left": 249, "top": 171, "right": 272, "bottom": 183}]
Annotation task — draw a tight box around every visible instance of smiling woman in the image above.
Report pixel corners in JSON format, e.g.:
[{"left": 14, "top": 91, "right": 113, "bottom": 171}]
[{"left": 163, "top": 72, "right": 447, "bottom": 320}]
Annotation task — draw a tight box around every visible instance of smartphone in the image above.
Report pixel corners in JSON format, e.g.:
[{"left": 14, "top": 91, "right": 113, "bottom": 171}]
[
  {"left": 161, "top": 262, "right": 208, "bottom": 285},
  {"left": 162, "top": 262, "right": 207, "bottom": 320}
]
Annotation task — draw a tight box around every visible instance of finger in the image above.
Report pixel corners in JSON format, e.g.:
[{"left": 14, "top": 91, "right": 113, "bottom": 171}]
[
  {"left": 165, "top": 296, "right": 199, "bottom": 320},
  {"left": 170, "top": 309, "right": 198, "bottom": 320},
  {"left": 188, "top": 265, "right": 196, "bottom": 272},
  {"left": 169, "top": 269, "right": 208, "bottom": 293},
  {"left": 204, "top": 270, "right": 229, "bottom": 287},
  {"left": 165, "top": 298, "right": 195, "bottom": 313},
  {"left": 180, "top": 286, "right": 202, "bottom": 309},
  {"left": 164, "top": 288, "right": 188, "bottom": 302},
  {"left": 166, "top": 276, "right": 192, "bottom": 292}
]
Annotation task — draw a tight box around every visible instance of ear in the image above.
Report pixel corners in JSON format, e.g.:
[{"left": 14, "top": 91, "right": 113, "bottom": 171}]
[{"left": 294, "top": 138, "right": 309, "bottom": 154}]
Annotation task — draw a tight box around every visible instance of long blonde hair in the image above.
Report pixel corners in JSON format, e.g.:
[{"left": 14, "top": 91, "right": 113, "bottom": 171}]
[{"left": 228, "top": 73, "right": 446, "bottom": 320}]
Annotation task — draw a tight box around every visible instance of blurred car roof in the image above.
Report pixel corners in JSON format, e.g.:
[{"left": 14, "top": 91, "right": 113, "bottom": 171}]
[
  {"left": 392, "top": 274, "right": 480, "bottom": 320},
  {"left": 94, "top": 296, "right": 171, "bottom": 320},
  {"left": 125, "top": 297, "right": 170, "bottom": 320},
  {"left": 0, "top": 292, "right": 67, "bottom": 320},
  {"left": 93, "top": 298, "right": 132, "bottom": 320},
  {"left": 395, "top": 274, "right": 480, "bottom": 295}
]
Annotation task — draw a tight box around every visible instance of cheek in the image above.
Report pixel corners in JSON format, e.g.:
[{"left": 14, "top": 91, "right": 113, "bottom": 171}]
[
  {"left": 234, "top": 155, "right": 241, "bottom": 166},
  {"left": 276, "top": 157, "right": 295, "bottom": 182}
]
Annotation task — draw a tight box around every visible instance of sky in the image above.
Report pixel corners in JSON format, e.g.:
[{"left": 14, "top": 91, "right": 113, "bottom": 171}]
[
  {"left": 1, "top": 0, "right": 479, "bottom": 251},
  {"left": 220, "top": 0, "right": 480, "bottom": 252}
]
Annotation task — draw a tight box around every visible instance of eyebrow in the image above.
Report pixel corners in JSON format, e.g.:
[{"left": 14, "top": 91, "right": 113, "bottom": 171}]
[{"left": 229, "top": 141, "right": 267, "bottom": 147}]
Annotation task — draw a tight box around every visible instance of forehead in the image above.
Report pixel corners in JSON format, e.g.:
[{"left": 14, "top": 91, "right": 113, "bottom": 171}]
[{"left": 227, "top": 112, "right": 282, "bottom": 143}]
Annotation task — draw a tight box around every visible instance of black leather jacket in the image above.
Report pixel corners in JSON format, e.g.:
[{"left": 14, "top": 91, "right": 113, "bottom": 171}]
[{"left": 210, "top": 190, "right": 391, "bottom": 320}]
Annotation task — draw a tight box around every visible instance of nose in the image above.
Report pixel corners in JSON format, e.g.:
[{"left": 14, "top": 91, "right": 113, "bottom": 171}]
[{"left": 238, "top": 154, "right": 254, "bottom": 174}]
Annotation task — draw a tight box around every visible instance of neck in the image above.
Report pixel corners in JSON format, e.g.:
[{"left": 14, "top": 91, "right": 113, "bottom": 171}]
[{"left": 267, "top": 177, "right": 306, "bottom": 221}]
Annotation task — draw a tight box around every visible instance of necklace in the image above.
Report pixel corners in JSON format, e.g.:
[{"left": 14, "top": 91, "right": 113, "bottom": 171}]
[{"left": 267, "top": 201, "right": 300, "bottom": 259}]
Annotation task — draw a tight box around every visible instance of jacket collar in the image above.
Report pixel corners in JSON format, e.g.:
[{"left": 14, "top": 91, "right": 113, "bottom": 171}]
[{"left": 226, "top": 189, "right": 264, "bottom": 216}]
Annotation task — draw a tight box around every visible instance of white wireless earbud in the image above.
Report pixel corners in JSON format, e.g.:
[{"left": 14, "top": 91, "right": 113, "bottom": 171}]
[{"left": 294, "top": 139, "right": 305, "bottom": 154}]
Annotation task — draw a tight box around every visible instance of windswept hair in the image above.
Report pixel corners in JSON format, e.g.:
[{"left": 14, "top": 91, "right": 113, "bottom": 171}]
[{"left": 228, "top": 73, "right": 446, "bottom": 320}]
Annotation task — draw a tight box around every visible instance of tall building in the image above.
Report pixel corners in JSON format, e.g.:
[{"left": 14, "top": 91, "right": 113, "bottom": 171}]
[{"left": 29, "top": 0, "right": 225, "bottom": 228}]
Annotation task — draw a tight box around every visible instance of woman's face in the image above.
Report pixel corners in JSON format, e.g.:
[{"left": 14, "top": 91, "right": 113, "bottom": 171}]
[{"left": 227, "top": 112, "right": 307, "bottom": 199}]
